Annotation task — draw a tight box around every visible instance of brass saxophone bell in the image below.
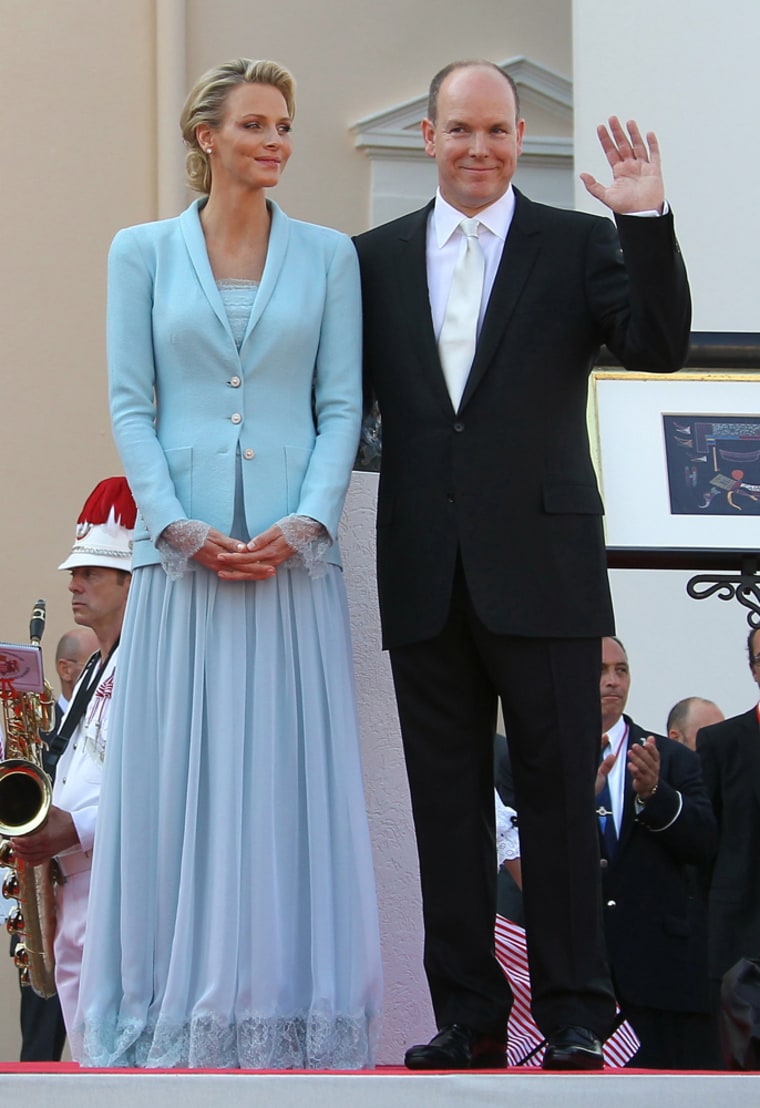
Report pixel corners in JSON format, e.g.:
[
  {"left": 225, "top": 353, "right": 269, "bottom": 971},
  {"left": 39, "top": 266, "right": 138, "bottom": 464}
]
[
  {"left": 0, "top": 760, "right": 52, "bottom": 837},
  {"left": 0, "top": 601, "right": 58, "bottom": 998}
]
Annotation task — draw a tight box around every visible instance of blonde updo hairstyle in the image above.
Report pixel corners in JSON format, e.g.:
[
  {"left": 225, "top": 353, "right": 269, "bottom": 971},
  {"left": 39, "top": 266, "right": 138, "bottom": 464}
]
[{"left": 180, "top": 58, "right": 296, "bottom": 195}]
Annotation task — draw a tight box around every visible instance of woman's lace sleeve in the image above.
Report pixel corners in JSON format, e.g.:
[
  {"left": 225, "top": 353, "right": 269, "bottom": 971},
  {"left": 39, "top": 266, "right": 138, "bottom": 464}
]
[
  {"left": 276, "top": 515, "right": 332, "bottom": 578},
  {"left": 156, "top": 519, "right": 210, "bottom": 580},
  {"left": 495, "top": 792, "right": 521, "bottom": 868}
]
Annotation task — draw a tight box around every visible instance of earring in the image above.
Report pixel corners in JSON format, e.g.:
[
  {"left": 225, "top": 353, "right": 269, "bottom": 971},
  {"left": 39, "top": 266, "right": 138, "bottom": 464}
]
[{"left": 206, "top": 147, "right": 213, "bottom": 155}]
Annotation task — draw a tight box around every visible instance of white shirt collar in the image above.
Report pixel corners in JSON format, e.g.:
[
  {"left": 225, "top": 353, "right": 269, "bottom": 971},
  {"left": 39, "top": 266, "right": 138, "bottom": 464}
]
[
  {"left": 603, "top": 714, "right": 628, "bottom": 750},
  {"left": 432, "top": 186, "right": 516, "bottom": 248}
]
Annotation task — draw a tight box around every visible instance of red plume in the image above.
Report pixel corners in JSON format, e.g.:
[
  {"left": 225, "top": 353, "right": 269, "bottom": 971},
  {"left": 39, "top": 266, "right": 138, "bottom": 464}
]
[{"left": 77, "top": 477, "right": 137, "bottom": 529}]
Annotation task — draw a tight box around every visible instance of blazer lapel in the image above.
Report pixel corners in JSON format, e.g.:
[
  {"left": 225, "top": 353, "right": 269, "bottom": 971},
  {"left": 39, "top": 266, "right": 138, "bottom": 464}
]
[
  {"left": 179, "top": 199, "right": 234, "bottom": 341},
  {"left": 179, "top": 198, "right": 290, "bottom": 359},
  {"left": 459, "top": 189, "right": 542, "bottom": 410},
  {"left": 239, "top": 199, "right": 289, "bottom": 352},
  {"left": 396, "top": 204, "right": 460, "bottom": 419}
]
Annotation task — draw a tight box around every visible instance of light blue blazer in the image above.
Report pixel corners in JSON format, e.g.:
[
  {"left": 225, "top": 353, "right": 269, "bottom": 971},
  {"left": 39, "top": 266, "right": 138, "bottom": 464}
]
[{"left": 107, "top": 198, "right": 362, "bottom": 570}]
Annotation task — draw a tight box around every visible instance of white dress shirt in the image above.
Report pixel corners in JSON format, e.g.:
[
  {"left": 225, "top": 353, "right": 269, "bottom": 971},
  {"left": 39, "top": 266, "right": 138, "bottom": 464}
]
[
  {"left": 603, "top": 715, "right": 629, "bottom": 836},
  {"left": 426, "top": 186, "right": 517, "bottom": 342}
]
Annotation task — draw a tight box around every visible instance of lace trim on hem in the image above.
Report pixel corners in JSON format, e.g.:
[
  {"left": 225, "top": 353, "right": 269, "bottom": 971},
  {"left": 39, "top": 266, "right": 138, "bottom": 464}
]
[{"left": 76, "top": 1010, "right": 380, "bottom": 1070}]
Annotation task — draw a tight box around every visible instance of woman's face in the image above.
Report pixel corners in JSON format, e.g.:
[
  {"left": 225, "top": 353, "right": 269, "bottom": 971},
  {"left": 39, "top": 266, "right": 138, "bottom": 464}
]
[{"left": 203, "top": 81, "right": 293, "bottom": 194}]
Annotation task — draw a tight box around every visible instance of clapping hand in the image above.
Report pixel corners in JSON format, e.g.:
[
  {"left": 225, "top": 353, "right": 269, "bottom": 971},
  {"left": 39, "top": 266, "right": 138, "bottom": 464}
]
[
  {"left": 628, "top": 735, "right": 661, "bottom": 802},
  {"left": 595, "top": 748, "right": 617, "bottom": 796}
]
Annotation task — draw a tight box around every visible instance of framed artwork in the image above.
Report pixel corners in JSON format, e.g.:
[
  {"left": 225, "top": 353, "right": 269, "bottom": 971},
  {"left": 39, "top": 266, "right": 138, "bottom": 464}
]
[{"left": 592, "top": 371, "right": 760, "bottom": 553}]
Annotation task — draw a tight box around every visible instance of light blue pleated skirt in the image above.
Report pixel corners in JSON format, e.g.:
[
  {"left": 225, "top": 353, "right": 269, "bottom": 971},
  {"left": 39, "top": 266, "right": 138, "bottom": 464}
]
[{"left": 72, "top": 561, "right": 382, "bottom": 1068}]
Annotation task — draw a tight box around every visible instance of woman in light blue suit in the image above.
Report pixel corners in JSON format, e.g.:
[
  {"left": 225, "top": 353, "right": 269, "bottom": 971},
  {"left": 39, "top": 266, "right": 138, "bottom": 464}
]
[{"left": 74, "top": 59, "right": 382, "bottom": 1070}]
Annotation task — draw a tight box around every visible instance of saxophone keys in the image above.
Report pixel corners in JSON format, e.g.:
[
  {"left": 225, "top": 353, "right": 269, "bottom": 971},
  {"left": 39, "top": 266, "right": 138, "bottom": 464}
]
[
  {"left": 5, "top": 906, "right": 24, "bottom": 934},
  {"left": 2, "top": 871, "right": 20, "bottom": 900},
  {"left": 13, "top": 942, "right": 29, "bottom": 970}
]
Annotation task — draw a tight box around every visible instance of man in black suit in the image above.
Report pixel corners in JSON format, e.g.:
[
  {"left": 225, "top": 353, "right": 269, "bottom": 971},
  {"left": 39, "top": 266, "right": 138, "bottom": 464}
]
[
  {"left": 355, "top": 59, "right": 691, "bottom": 1070},
  {"left": 697, "top": 627, "right": 760, "bottom": 1006},
  {"left": 598, "top": 637, "right": 717, "bottom": 1068}
]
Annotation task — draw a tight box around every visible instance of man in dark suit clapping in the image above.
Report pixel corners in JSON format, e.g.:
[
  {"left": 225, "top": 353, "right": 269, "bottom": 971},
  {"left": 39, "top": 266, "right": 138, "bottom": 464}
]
[{"left": 598, "top": 637, "right": 717, "bottom": 1068}]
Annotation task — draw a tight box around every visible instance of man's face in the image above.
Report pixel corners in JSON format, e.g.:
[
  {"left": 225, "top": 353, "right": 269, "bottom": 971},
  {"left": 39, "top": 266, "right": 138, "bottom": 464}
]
[
  {"left": 600, "top": 638, "right": 630, "bottom": 733},
  {"left": 68, "top": 566, "right": 128, "bottom": 637},
  {"left": 750, "top": 629, "right": 760, "bottom": 689},
  {"left": 421, "top": 65, "right": 524, "bottom": 217}
]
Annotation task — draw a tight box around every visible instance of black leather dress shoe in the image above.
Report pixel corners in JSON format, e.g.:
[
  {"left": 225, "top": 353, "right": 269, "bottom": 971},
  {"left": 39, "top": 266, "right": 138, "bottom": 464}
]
[
  {"left": 404, "top": 1024, "right": 508, "bottom": 1070},
  {"left": 542, "top": 1025, "right": 604, "bottom": 1070}
]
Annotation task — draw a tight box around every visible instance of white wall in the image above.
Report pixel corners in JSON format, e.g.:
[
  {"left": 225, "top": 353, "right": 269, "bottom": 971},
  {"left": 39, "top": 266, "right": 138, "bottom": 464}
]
[
  {"left": 574, "top": 0, "right": 760, "bottom": 730},
  {"left": 340, "top": 474, "right": 434, "bottom": 1062},
  {"left": 573, "top": 0, "right": 760, "bottom": 333}
]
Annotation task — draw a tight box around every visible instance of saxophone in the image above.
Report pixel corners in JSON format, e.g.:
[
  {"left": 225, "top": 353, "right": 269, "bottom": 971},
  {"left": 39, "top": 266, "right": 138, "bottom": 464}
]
[{"left": 0, "top": 600, "right": 58, "bottom": 998}]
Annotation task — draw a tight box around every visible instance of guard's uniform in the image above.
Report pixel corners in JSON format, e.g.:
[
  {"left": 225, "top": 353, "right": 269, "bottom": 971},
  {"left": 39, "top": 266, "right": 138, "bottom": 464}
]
[{"left": 53, "top": 649, "right": 117, "bottom": 1034}]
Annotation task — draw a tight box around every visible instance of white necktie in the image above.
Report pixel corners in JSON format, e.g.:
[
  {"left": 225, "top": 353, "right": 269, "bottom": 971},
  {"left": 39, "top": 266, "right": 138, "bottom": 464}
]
[{"left": 438, "top": 217, "right": 485, "bottom": 410}]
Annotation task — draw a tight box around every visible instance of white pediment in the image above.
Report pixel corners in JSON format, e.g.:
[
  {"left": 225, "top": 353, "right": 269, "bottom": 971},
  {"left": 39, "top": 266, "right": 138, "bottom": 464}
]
[{"left": 352, "top": 56, "right": 572, "bottom": 162}]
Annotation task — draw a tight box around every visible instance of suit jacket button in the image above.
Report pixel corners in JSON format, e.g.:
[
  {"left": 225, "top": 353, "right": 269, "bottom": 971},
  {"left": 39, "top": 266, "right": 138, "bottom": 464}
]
[
  {"left": 230, "top": 375, "right": 242, "bottom": 388},
  {"left": 453, "top": 422, "right": 464, "bottom": 432},
  {"left": 243, "top": 448, "right": 255, "bottom": 460},
  {"left": 600, "top": 858, "right": 608, "bottom": 869},
  {"left": 231, "top": 412, "right": 242, "bottom": 424},
  {"left": 606, "top": 899, "right": 616, "bottom": 909},
  {"left": 447, "top": 493, "right": 455, "bottom": 503}
]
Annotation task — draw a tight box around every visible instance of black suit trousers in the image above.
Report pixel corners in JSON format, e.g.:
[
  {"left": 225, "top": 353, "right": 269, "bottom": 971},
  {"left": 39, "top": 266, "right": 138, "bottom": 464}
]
[
  {"left": 389, "top": 562, "right": 616, "bottom": 1039},
  {"left": 11, "top": 936, "right": 66, "bottom": 1061}
]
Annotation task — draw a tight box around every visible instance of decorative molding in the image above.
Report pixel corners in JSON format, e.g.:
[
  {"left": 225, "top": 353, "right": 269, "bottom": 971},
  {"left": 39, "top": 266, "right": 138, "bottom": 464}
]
[{"left": 352, "top": 56, "right": 573, "bottom": 162}]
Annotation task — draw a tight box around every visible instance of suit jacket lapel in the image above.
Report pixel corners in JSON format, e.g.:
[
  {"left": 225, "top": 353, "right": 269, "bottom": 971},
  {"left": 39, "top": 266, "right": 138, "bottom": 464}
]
[
  {"left": 239, "top": 199, "right": 288, "bottom": 352},
  {"left": 180, "top": 199, "right": 234, "bottom": 340},
  {"left": 459, "top": 189, "right": 542, "bottom": 410},
  {"left": 397, "top": 191, "right": 542, "bottom": 414},
  {"left": 179, "top": 198, "right": 289, "bottom": 359},
  {"left": 395, "top": 203, "right": 456, "bottom": 418}
]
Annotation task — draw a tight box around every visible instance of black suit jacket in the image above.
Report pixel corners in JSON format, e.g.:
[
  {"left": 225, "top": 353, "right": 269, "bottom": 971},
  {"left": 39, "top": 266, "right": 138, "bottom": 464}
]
[
  {"left": 602, "top": 718, "right": 716, "bottom": 1013},
  {"left": 697, "top": 707, "right": 760, "bottom": 979},
  {"left": 355, "top": 190, "right": 691, "bottom": 649}
]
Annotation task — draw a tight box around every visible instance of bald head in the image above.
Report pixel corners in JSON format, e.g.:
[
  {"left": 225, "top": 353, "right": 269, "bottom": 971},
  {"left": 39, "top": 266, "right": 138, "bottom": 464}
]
[
  {"left": 667, "top": 696, "right": 724, "bottom": 751},
  {"left": 55, "top": 626, "right": 98, "bottom": 701}
]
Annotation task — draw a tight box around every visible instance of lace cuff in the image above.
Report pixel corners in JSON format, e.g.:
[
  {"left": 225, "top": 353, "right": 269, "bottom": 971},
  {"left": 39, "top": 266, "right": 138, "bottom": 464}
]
[
  {"left": 495, "top": 794, "right": 520, "bottom": 868},
  {"left": 157, "top": 519, "right": 210, "bottom": 580},
  {"left": 276, "top": 515, "right": 331, "bottom": 578}
]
